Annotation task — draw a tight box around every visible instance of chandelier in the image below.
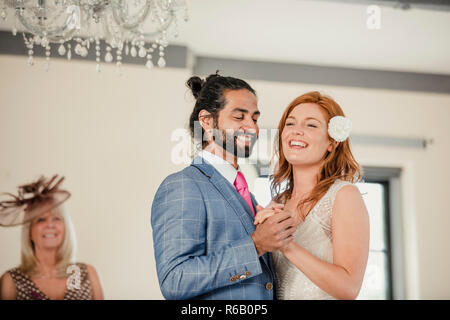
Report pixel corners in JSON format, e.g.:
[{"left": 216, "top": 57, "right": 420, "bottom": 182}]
[{"left": 0, "top": 0, "right": 188, "bottom": 73}]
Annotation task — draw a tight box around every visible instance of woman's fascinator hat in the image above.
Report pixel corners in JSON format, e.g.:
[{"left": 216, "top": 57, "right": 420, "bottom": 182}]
[{"left": 0, "top": 175, "right": 70, "bottom": 227}]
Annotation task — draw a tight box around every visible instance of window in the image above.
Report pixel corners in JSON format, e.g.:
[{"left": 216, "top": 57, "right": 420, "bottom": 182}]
[{"left": 356, "top": 181, "right": 391, "bottom": 300}]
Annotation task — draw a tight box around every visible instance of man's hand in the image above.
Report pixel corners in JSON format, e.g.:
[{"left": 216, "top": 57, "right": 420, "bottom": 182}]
[{"left": 251, "top": 211, "right": 296, "bottom": 257}]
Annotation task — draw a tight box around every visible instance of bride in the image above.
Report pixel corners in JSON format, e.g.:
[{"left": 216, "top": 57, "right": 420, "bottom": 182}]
[{"left": 255, "top": 91, "right": 370, "bottom": 300}]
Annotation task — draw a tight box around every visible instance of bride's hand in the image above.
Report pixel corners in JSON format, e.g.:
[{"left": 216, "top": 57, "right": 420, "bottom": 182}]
[
  {"left": 254, "top": 201, "right": 284, "bottom": 225},
  {"left": 265, "top": 200, "right": 284, "bottom": 211}
]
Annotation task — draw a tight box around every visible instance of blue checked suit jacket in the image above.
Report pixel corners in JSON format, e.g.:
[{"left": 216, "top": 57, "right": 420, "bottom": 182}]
[{"left": 151, "top": 156, "right": 276, "bottom": 300}]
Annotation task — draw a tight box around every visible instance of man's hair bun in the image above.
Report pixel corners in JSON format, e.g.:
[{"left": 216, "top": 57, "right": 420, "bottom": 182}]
[{"left": 186, "top": 76, "right": 205, "bottom": 99}]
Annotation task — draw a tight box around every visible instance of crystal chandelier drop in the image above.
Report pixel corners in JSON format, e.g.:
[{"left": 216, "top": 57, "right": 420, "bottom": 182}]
[{"left": 0, "top": 0, "right": 188, "bottom": 73}]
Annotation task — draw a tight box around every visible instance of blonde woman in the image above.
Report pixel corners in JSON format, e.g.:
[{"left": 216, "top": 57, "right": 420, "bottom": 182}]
[
  {"left": 0, "top": 175, "right": 103, "bottom": 300},
  {"left": 254, "top": 92, "right": 370, "bottom": 300}
]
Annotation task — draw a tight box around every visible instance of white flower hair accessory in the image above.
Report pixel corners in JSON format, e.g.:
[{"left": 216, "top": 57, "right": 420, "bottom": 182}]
[{"left": 328, "top": 116, "right": 352, "bottom": 142}]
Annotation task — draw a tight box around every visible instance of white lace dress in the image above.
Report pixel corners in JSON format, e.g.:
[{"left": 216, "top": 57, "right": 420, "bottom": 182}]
[{"left": 273, "top": 179, "right": 353, "bottom": 300}]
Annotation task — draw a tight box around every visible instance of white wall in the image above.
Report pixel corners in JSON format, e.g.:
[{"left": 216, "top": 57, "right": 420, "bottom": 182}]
[
  {"left": 0, "top": 55, "right": 191, "bottom": 299},
  {"left": 1, "top": 54, "right": 449, "bottom": 299}
]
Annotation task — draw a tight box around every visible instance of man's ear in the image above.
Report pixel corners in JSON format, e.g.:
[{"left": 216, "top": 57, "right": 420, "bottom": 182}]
[
  {"left": 198, "top": 109, "right": 214, "bottom": 131},
  {"left": 199, "top": 109, "right": 215, "bottom": 144},
  {"left": 328, "top": 141, "right": 339, "bottom": 152}
]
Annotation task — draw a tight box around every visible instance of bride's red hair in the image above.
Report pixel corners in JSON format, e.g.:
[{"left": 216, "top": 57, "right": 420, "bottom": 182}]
[{"left": 271, "top": 91, "right": 361, "bottom": 219}]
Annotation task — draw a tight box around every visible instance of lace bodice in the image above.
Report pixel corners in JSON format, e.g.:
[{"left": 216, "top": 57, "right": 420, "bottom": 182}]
[{"left": 273, "top": 179, "right": 354, "bottom": 300}]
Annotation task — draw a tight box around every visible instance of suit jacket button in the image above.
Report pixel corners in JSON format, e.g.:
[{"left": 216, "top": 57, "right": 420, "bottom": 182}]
[
  {"left": 239, "top": 275, "right": 247, "bottom": 280},
  {"left": 230, "top": 276, "right": 236, "bottom": 282},
  {"left": 245, "top": 271, "right": 251, "bottom": 277},
  {"left": 265, "top": 282, "right": 273, "bottom": 290}
]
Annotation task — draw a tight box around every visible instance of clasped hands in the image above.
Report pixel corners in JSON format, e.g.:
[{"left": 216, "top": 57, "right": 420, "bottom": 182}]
[{"left": 250, "top": 201, "right": 298, "bottom": 257}]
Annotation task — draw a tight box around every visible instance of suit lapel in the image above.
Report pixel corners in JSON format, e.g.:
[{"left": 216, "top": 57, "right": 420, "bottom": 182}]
[
  {"left": 209, "top": 171, "right": 256, "bottom": 236},
  {"left": 191, "top": 156, "right": 255, "bottom": 235},
  {"left": 250, "top": 193, "right": 258, "bottom": 212},
  {"left": 191, "top": 156, "right": 271, "bottom": 268}
]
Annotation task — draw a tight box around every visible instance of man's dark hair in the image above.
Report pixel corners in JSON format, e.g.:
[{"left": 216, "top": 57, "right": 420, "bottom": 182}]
[{"left": 186, "top": 72, "right": 256, "bottom": 148}]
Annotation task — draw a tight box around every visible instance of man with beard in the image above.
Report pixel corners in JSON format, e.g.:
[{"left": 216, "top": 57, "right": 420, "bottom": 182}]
[{"left": 151, "top": 73, "right": 296, "bottom": 300}]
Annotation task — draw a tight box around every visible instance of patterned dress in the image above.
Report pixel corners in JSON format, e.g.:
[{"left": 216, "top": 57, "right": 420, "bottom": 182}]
[
  {"left": 8, "top": 262, "right": 93, "bottom": 300},
  {"left": 273, "top": 179, "right": 354, "bottom": 300}
]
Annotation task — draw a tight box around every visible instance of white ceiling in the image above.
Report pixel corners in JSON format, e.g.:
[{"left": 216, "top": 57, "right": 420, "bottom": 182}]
[
  {"left": 1, "top": 0, "right": 449, "bottom": 75},
  {"left": 171, "top": 0, "right": 450, "bottom": 75}
]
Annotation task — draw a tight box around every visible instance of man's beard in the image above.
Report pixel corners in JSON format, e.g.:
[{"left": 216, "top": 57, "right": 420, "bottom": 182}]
[{"left": 210, "top": 127, "right": 258, "bottom": 158}]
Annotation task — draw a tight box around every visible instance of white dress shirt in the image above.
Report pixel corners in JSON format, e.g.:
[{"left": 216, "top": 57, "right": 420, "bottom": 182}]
[{"left": 198, "top": 150, "right": 240, "bottom": 186}]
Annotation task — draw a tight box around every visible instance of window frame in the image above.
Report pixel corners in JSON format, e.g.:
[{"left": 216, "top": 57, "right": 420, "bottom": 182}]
[{"left": 362, "top": 166, "right": 405, "bottom": 300}]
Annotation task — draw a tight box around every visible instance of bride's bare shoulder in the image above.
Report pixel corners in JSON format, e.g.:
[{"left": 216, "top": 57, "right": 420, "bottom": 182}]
[{"left": 332, "top": 183, "right": 368, "bottom": 219}]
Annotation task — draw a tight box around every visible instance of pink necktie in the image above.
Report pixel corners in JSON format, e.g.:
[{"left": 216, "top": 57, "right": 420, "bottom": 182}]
[{"left": 234, "top": 171, "right": 255, "bottom": 216}]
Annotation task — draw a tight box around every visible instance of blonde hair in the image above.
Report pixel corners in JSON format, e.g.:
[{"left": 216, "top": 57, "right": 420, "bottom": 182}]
[{"left": 19, "top": 204, "right": 77, "bottom": 277}]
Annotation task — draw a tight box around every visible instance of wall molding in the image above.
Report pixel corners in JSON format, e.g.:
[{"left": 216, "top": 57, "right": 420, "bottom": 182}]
[
  {"left": 194, "top": 56, "right": 450, "bottom": 94},
  {"left": 1, "top": 30, "right": 450, "bottom": 94}
]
